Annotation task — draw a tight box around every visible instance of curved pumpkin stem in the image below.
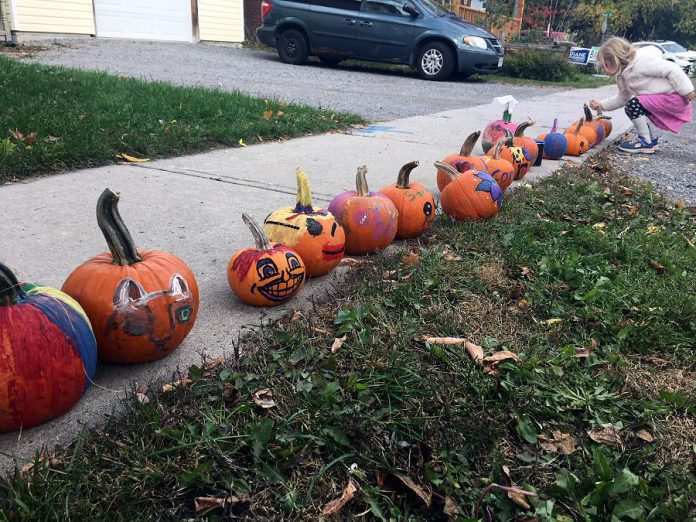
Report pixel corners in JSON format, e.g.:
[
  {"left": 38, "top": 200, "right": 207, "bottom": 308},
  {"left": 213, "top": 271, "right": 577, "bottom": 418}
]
[
  {"left": 583, "top": 104, "right": 593, "bottom": 122},
  {"left": 574, "top": 118, "right": 585, "bottom": 135},
  {"left": 294, "top": 168, "right": 314, "bottom": 214},
  {"left": 551, "top": 118, "right": 558, "bottom": 134},
  {"left": 597, "top": 115, "right": 612, "bottom": 121},
  {"left": 0, "top": 262, "right": 24, "bottom": 306},
  {"left": 459, "top": 131, "right": 481, "bottom": 156},
  {"left": 242, "top": 213, "right": 272, "bottom": 251},
  {"left": 514, "top": 120, "right": 535, "bottom": 137},
  {"left": 97, "top": 188, "right": 142, "bottom": 266},
  {"left": 395, "top": 160, "right": 419, "bottom": 189},
  {"left": 435, "top": 161, "right": 460, "bottom": 181},
  {"left": 355, "top": 165, "right": 370, "bottom": 197},
  {"left": 491, "top": 137, "right": 510, "bottom": 159}
]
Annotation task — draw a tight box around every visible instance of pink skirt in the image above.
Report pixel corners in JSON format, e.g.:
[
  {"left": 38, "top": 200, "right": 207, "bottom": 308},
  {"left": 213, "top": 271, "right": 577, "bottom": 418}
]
[{"left": 637, "top": 93, "right": 693, "bottom": 132}]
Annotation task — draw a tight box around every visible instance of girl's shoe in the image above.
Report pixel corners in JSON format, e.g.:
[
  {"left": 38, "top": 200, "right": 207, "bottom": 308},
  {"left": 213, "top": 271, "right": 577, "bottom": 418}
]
[
  {"left": 651, "top": 137, "right": 660, "bottom": 150},
  {"left": 619, "top": 137, "right": 655, "bottom": 154}
]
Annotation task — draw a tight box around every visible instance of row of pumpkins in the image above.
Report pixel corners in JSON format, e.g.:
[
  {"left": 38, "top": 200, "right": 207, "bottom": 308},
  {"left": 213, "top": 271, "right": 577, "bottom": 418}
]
[{"left": 0, "top": 105, "right": 612, "bottom": 432}]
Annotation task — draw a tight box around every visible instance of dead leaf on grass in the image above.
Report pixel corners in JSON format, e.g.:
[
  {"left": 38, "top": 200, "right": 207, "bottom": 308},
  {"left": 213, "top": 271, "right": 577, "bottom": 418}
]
[
  {"left": 339, "top": 257, "right": 369, "bottom": 266},
  {"left": 649, "top": 259, "right": 667, "bottom": 275},
  {"left": 203, "top": 357, "right": 224, "bottom": 371},
  {"left": 291, "top": 310, "right": 304, "bottom": 322},
  {"left": 508, "top": 489, "right": 532, "bottom": 510},
  {"left": 161, "top": 377, "right": 192, "bottom": 393},
  {"left": 9, "top": 129, "right": 24, "bottom": 141},
  {"left": 636, "top": 429, "right": 655, "bottom": 443},
  {"left": 647, "top": 225, "right": 663, "bottom": 234},
  {"left": 263, "top": 110, "right": 273, "bottom": 120},
  {"left": 682, "top": 234, "right": 696, "bottom": 249},
  {"left": 402, "top": 252, "right": 420, "bottom": 265},
  {"left": 377, "top": 471, "right": 432, "bottom": 508},
  {"left": 543, "top": 318, "right": 563, "bottom": 325},
  {"left": 238, "top": 138, "right": 247, "bottom": 147},
  {"left": 194, "top": 496, "right": 243, "bottom": 516},
  {"left": 331, "top": 335, "right": 347, "bottom": 353},
  {"left": 538, "top": 430, "right": 578, "bottom": 455},
  {"left": 572, "top": 339, "right": 597, "bottom": 358},
  {"left": 621, "top": 187, "right": 635, "bottom": 196},
  {"left": 313, "top": 327, "right": 332, "bottom": 335},
  {"left": 321, "top": 479, "right": 357, "bottom": 516},
  {"left": 252, "top": 388, "right": 276, "bottom": 409},
  {"left": 44, "top": 135, "right": 61, "bottom": 143},
  {"left": 483, "top": 351, "right": 520, "bottom": 364},
  {"left": 116, "top": 153, "right": 150, "bottom": 163},
  {"left": 443, "top": 496, "right": 459, "bottom": 520},
  {"left": 587, "top": 425, "right": 624, "bottom": 451},
  {"left": 222, "top": 384, "right": 241, "bottom": 406},
  {"left": 25, "top": 132, "right": 37, "bottom": 146},
  {"left": 382, "top": 270, "right": 397, "bottom": 279}
]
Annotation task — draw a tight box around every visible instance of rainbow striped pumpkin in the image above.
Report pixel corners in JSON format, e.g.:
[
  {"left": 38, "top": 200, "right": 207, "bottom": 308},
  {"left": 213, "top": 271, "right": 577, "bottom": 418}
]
[{"left": 0, "top": 262, "right": 97, "bottom": 432}]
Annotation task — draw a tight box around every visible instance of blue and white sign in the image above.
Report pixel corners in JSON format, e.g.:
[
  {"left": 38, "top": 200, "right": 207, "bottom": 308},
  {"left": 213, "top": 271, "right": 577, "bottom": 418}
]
[{"left": 569, "top": 46, "right": 600, "bottom": 65}]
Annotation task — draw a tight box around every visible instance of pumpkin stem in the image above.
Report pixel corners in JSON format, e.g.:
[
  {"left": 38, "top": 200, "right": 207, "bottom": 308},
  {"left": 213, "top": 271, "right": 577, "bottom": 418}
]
[
  {"left": 551, "top": 118, "right": 558, "bottom": 134},
  {"left": 355, "top": 165, "right": 370, "bottom": 196},
  {"left": 514, "top": 120, "right": 534, "bottom": 137},
  {"left": 0, "top": 262, "right": 24, "bottom": 306},
  {"left": 502, "top": 109, "right": 512, "bottom": 123},
  {"left": 459, "top": 131, "right": 481, "bottom": 156},
  {"left": 597, "top": 115, "right": 612, "bottom": 121},
  {"left": 583, "top": 104, "right": 593, "bottom": 121},
  {"left": 242, "top": 213, "right": 272, "bottom": 251},
  {"left": 294, "top": 168, "right": 314, "bottom": 214},
  {"left": 395, "top": 160, "right": 419, "bottom": 189},
  {"left": 96, "top": 188, "right": 142, "bottom": 266},
  {"left": 491, "top": 137, "right": 510, "bottom": 158},
  {"left": 573, "top": 118, "right": 584, "bottom": 135},
  {"left": 435, "top": 160, "right": 460, "bottom": 181}
]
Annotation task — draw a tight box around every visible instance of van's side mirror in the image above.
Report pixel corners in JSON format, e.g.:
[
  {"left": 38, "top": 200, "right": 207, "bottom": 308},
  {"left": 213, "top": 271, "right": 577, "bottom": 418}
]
[{"left": 403, "top": 3, "right": 419, "bottom": 16}]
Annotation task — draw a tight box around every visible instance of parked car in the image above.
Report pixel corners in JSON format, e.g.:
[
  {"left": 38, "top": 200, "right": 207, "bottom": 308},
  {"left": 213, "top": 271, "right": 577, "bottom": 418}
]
[
  {"left": 633, "top": 40, "right": 695, "bottom": 75},
  {"left": 256, "top": 0, "right": 504, "bottom": 81}
]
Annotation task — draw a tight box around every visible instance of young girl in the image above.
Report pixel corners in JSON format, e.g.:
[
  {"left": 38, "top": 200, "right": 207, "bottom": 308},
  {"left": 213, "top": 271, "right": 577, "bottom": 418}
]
[{"left": 589, "top": 37, "right": 695, "bottom": 154}]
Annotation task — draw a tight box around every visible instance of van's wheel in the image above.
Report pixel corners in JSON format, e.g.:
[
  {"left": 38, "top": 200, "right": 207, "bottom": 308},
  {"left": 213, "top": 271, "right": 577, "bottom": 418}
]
[
  {"left": 415, "top": 42, "right": 455, "bottom": 81},
  {"left": 277, "top": 29, "right": 309, "bottom": 65}
]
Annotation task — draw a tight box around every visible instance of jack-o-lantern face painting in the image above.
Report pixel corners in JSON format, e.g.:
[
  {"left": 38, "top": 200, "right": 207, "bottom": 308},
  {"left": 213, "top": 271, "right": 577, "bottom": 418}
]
[
  {"left": 229, "top": 213, "right": 306, "bottom": 307},
  {"left": 264, "top": 169, "right": 345, "bottom": 277}
]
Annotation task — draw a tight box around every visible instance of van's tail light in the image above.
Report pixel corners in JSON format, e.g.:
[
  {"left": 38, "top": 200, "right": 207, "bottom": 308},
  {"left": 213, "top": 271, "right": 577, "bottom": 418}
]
[{"left": 261, "top": 0, "right": 272, "bottom": 17}]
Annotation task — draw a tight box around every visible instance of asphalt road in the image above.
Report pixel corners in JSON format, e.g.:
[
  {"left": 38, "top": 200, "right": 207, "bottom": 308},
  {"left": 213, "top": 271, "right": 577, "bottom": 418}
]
[{"left": 23, "top": 39, "right": 563, "bottom": 121}]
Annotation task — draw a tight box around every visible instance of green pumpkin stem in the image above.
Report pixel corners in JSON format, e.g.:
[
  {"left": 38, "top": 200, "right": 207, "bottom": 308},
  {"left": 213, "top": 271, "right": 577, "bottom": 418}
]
[
  {"left": 514, "top": 119, "right": 534, "bottom": 137},
  {"left": 459, "top": 131, "right": 481, "bottom": 156},
  {"left": 97, "top": 188, "right": 142, "bottom": 266},
  {"left": 294, "top": 168, "right": 314, "bottom": 213},
  {"left": 583, "top": 104, "right": 593, "bottom": 122},
  {"left": 0, "top": 262, "right": 23, "bottom": 306},
  {"left": 502, "top": 109, "right": 512, "bottom": 123},
  {"left": 242, "top": 213, "right": 272, "bottom": 251},
  {"left": 355, "top": 165, "right": 370, "bottom": 196},
  {"left": 435, "top": 160, "right": 460, "bottom": 181},
  {"left": 395, "top": 161, "right": 420, "bottom": 189}
]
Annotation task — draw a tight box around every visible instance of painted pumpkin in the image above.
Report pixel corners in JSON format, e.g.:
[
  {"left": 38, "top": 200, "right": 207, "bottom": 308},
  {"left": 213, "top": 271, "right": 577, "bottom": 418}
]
[
  {"left": 264, "top": 169, "right": 345, "bottom": 277},
  {"left": 537, "top": 118, "right": 568, "bottom": 160},
  {"left": 436, "top": 161, "right": 502, "bottom": 221},
  {"left": 482, "top": 109, "right": 518, "bottom": 155},
  {"left": 328, "top": 166, "right": 398, "bottom": 255},
  {"left": 481, "top": 138, "right": 515, "bottom": 190},
  {"left": 499, "top": 133, "right": 533, "bottom": 180},
  {"left": 378, "top": 160, "right": 435, "bottom": 239},
  {"left": 436, "top": 131, "right": 488, "bottom": 192},
  {"left": 596, "top": 108, "right": 613, "bottom": 138},
  {"left": 62, "top": 189, "right": 199, "bottom": 365},
  {"left": 568, "top": 105, "right": 606, "bottom": 146},
  {"left": 563, "top": 119, "right": 590, "bottom": 156},
  {"left": 512, "top": 120, "right": 539, "bottom": 165},
  {"left": 228, "top": 213, "right": 306, "bottom": 307},
  {"left": 0, "top": 262, "right": 97, "bottom": 431}
]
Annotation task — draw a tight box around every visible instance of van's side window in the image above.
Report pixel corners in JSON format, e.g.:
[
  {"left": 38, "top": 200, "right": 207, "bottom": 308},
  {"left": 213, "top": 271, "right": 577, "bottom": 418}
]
[
  {"left": 313, "top": 0, "right": 361, "bottom": 10},
  {"left": 362, "top": 0, "right": 410, "bottom": 16}
]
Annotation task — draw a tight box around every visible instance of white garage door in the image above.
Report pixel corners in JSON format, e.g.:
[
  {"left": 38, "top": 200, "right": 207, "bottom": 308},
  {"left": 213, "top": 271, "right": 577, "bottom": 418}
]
[{"left": 94, "top": 0, "right": 193, "bottom": 42}]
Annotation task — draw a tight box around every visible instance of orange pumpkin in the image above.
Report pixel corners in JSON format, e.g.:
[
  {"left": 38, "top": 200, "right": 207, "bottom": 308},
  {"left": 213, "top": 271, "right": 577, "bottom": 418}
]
[
  {"left": 511, "top": 120, "right": 539, "bottom": 165},
  {"left": 229, "top": 213, "right": 306, "bottom": 307},
  {"left": 328, "top": 166, "right": 398, "bottom": 255},
  {"left": 62, "top": 189, "right": 199, "bottom": 364},
  {"left": 567, "top": 105, "right": 604, "bottom": 147},
  {"left": 436, "top": 131, "right": 488, "bottom": 192},
  {"left": 436, "top": 161, "right": 503, "bottom": 221},
  {"left": 481, "top": 139, "right": 515, "bottom": 190},
  {"left": 596, "top": 108, "right": 613, "bottom": 138},
  {"left": 563, "top": 119, "right": 590, "bottom": 156},
  {"left": 264, "top": 169, "right": 345, "bottom": 277},
  {"left": 499, "top": 134, "right": 533, "bottom": 180},
  {"left": 378, "top": 160, "right": 435, "bottom": 239}
]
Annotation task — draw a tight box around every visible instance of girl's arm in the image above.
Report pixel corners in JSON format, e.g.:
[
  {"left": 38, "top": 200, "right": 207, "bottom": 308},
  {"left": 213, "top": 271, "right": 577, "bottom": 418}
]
[{"left": 598, "top": 91, "right": 630, "bottom": 112}]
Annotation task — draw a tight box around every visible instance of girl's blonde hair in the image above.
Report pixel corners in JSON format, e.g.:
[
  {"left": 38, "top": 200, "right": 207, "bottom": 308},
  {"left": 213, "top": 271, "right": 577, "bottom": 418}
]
[{"left": 597, "top": 36, "right": 636, "bottom": 75}]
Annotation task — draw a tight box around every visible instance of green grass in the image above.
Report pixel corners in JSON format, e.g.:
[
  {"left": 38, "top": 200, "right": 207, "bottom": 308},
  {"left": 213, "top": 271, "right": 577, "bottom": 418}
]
[
  {"left": 471, "top": 73, "right": 615, "bottom": 88},
  {"left": 0, "top": 57, "right": 364, "bottom": 182},
  {"left": 1, "top": 159, "right": 695, "bottom": 521}
]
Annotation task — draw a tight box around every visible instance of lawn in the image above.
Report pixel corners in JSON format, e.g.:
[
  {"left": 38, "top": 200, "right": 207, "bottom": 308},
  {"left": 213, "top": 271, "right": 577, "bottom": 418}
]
[
  {"left": 0, "top": 57, "right": 364, "bottom": 182},
  {"left": 2, "top": 157, "right": 694, "bottom": 520}
]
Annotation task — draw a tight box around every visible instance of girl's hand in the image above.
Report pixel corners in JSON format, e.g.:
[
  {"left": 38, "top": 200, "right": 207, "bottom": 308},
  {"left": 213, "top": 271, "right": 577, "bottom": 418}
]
[
  {"left": 686, "top": 91, "right": 696, "bottom": 102},
  {"left": 589, "top": 99, "right": 603, "bottom": 110}
]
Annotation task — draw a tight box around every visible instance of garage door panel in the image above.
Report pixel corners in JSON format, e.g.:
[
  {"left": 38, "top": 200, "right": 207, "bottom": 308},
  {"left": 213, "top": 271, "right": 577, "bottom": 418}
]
[{"left": 94, "top": 0, "right": 193, "bottom": 42}]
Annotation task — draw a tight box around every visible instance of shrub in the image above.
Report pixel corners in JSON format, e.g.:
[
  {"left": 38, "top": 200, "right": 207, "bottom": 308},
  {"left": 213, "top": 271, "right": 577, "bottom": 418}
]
[{"left": 501, "top": 48, "right": 578, "bottom": 82}]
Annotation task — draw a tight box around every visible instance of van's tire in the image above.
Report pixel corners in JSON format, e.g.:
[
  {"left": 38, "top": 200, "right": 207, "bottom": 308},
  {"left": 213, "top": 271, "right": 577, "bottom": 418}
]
[
  {"left": 415, "top": 42, "right": 455, "bottom": 81},
  {"left": 277, "top": 29, "right": 309, "bottom": 65}
]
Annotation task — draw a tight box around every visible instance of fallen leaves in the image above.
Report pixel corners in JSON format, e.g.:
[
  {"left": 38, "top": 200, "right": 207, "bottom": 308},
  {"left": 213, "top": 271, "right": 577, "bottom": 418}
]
[
  {"left": 635, "top": 429, "right": 655, "bottom": 443},
  {"left": 402, "top": 252, "right": 420, "bottom": 266},
  {"left": 649, "top": 259, "right": 667, "bottom": 275},
  {"left": 252, "top": 388, "right": 276, "bottom": 409},
  {"left": 194, "top": 496, "right": 245, "bottom": 516},
  {"left": 419, "top": 336, "right": 484, "bottom": 363},
  {"left": 161, "top": 377, "right": 193, "bottom": 393},
  {"left": 538, "top": 430, "right": 578, "bottom": 455},
  {"left": 572, "top": 339, "right": 597, "bottom": 358},
  {"left": 321, "top": 479, "right": 357, "bottom": 516},
  {"left": 587, "top": 425, "right": 624, "bottom": 451},
  {"left": 115, "top": 153, "right": 150, "bottom": 163},
  {"left": 331, "top": 335, "right": 347, "bottom": 353}
]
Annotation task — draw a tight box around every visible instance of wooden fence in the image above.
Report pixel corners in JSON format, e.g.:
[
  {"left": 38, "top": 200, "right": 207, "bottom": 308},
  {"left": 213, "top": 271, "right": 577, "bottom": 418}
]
[{"left": 450, "top": 1, "right": 523, "bottom": 40}]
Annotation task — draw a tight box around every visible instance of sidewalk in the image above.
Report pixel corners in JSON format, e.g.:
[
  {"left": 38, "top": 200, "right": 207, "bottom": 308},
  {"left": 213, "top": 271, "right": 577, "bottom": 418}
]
[{"left": 0, "top": 84, "right": 630, "bottom": 469}]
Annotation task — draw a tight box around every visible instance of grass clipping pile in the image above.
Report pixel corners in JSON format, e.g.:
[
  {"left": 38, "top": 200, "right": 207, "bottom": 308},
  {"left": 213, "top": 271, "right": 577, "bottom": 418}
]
[{"left": 2, "top": 157, "right": 695, "bottom": 521}]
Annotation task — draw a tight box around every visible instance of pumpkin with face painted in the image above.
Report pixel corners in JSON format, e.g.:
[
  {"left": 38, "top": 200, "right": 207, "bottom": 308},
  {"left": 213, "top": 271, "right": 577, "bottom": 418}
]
[
  {"left": 264, "top": 169, "right": 345, "bottom": 277},
  {"left": 62, "top": 188, "right": 199, "bottom": 364},
  {"left": 229, "top": 213, "right": 306, "bottom": 306},
  {"left": 378, "top": 161, "right": 435, "bottom": 239},
  {"left": 498, "top": 133, "right": 533, "bottom": 180}
]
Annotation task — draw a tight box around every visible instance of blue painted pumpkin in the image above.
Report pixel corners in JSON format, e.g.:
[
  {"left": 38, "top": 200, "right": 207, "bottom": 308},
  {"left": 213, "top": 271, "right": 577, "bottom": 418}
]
[
  {"left": 0, "top": 262, "right": 97, "bottom": 431},
  {"left": 537, "top": 119, "right": 568, "bottom": 160}
]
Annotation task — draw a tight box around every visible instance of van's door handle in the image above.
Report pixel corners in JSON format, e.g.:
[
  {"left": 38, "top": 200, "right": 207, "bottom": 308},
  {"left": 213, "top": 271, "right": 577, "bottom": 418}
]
[
  {"left": 343, "top": 18, "right": 356, "bottom": 25},
  {"left": 359, "top": 21, "right": 373, "bottom": 27}
]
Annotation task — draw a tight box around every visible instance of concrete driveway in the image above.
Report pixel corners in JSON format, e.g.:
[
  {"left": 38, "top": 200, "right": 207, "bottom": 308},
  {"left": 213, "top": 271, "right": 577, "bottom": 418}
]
[{"left": 24, "top": 39, "right": 563, "bottom": 121}]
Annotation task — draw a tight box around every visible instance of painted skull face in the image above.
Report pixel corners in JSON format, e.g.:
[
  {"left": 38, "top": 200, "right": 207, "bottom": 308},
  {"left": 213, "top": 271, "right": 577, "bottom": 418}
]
[
  {"left": 106, "top": 274, "right": 195, "bottom": 352},
  {"left": 510, "top": 146, "right": 531, "bottom": 178},
  {"left": 253, "top": 251, "right": 305, "bottom": 302}
]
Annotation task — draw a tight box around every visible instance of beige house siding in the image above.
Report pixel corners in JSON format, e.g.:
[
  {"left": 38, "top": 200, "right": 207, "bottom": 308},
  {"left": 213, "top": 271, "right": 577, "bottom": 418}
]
[
  {"left": 12, "top": 0, "right": 95, "bottom": 34},
  {"left": 198, "top": 0, "right": 243, "bottom": 43}
]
